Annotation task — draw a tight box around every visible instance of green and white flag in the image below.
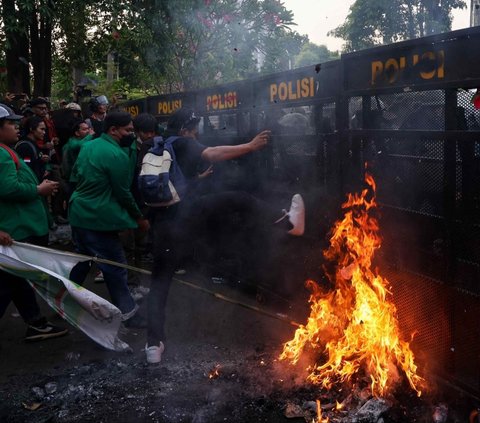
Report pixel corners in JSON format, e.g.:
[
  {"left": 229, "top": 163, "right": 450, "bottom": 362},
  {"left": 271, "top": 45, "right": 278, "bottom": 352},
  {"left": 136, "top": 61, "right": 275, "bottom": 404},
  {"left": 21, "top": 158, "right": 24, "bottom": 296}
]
[{"left": 0, "top": 242, "right": 129, "bottom": 352}]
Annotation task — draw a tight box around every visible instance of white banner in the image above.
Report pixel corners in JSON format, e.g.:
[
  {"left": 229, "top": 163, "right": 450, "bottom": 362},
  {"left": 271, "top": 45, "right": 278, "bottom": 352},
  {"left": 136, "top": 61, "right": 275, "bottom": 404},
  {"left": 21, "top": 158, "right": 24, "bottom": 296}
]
[{"left": 0, "top": 242, "right": 129, "bottom": 352}]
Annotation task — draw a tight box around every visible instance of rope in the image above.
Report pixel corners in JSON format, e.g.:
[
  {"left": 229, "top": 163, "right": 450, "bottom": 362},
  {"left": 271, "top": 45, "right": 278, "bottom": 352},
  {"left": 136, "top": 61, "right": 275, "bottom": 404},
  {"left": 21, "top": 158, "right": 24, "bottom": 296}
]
[{"left": 12, "top": 241, "right": 302, "bottom": 328}]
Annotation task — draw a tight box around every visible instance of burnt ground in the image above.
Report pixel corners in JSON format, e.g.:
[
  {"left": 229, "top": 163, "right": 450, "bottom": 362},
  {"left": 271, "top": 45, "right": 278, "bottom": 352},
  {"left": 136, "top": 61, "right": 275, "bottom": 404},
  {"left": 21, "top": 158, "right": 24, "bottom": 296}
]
[{"left": 1, "top": 238, "right": 479, "bottom": 422}]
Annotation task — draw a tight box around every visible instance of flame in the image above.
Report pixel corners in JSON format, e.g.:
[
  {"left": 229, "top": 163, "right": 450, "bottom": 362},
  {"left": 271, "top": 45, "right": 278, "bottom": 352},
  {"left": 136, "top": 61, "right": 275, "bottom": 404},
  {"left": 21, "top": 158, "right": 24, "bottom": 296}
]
[
  {"left": 208, "top": 364, "right": 221, "bottom": 379},
  {"left": 315, "top": 399, "right": 329, "bottom": 423},
  {"left": 280, "top": 173, "right": 424, "bottom": 397}
]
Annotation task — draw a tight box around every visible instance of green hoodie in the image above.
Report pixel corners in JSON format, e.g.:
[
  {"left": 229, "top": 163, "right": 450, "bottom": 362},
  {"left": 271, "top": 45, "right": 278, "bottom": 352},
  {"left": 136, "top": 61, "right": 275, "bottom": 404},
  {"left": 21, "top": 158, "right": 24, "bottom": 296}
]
[
  {"left": 69, "top": 133, "right": 142, "bottom": 231},
  {"left": 0, "top": 147, "right": 49, "bottom": 240}
]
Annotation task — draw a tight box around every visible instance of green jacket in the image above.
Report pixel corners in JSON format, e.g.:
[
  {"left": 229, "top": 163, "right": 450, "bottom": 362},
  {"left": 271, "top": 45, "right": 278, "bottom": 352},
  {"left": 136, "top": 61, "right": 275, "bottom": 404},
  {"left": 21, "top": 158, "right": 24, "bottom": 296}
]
[
  {"left": 69, "top": 133, "right": 142, "bottom": 231},
  {"left": 62, "top": 134, "right": 93, "bottom": 182},
  {"left": 0, "top": 146, "right": 49, "bottom": 240}
]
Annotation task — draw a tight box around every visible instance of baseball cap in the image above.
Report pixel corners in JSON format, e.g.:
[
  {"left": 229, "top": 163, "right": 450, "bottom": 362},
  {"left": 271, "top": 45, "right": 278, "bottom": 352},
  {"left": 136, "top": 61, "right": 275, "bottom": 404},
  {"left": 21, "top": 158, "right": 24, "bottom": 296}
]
[
  {"left": 65, "top": 102, "right": 82, "bottom": 111},
  {"left": 0, "top": 104, "right": 23, "bottom": 120},
  {"left": 167, "top": 108, "right": 200, "bottom": 132}
]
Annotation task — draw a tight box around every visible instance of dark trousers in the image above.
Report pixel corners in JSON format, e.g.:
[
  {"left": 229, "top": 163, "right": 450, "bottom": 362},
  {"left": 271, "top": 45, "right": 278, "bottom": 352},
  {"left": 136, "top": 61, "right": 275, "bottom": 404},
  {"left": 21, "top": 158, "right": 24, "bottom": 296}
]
[
  {"left": 0, "top": 234, "right": 48, "bottom": 324},
  {"left": 147, "top": 191, "right": 279, "bottom": 345},
  {"left": 70, "top": 227, "right": 136, "bottom": 315}
]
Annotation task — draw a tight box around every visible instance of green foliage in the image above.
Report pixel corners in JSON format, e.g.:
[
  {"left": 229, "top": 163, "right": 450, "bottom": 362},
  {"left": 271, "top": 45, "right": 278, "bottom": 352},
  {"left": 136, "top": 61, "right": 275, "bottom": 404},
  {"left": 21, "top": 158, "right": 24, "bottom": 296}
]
[
  {"left": 0, "top": 0, "right": 328, "bottom": 101},
  {"left": 294, "top": 42, "right": 339, "bottom": 68},
  {"left": 261, "top": 30, "right": 308, "bottom": 73},
  {"left": 330, "top": 0, "right": 467, "bottom": 52},
  {"left": 136, "top": 0, "right": 300, "bottom": 89}
]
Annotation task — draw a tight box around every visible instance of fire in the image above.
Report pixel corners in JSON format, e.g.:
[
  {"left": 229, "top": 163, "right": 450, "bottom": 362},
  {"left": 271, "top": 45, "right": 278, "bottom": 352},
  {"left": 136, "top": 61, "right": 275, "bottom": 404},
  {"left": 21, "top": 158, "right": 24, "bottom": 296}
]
[
  {"left": 208, "top": 364, "right": 221, "bottom": 379},
  {"left": 280, "top": 173, "right": 424, "bottom": 397},
  {"left": 315, "top": 399, "right": 329, "bottom": 423}
]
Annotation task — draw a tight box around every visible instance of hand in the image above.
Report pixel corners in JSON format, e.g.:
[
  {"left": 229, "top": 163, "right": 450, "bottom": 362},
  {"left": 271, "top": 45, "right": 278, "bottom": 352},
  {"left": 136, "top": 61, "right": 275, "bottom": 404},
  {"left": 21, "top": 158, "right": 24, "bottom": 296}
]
[
  {"left": 37, "top": 179, "right": 59, "bottom": 196},
  {"left": 4, "top": 92, "right": 15, "bottom": 103},
  {"left": 18, "top": 94, "right": 28, "bottom": 105},
  {"left": 249, "top": 130, "right": 271, "bottom": 151},
  {"left": 50, "top": 137, "right": 59, "bottom": 146},
  {"left": 198, "top": 165, "right": 213, "bottom": 179},
  {"left": 40, "top": 154, "right": 50, "bottom": 163},
  {"left": 0, "top": 230, "right": 13, "bottom": 246},
  {"left": 136, "top": 218, "right": 150, "bottom": 233}
]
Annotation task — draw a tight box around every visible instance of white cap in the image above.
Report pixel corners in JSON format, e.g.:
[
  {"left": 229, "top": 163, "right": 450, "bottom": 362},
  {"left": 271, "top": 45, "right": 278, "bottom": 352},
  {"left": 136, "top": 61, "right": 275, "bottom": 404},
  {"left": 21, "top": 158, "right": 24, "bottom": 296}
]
[
  {"left": 65, "top": 102, "right": 82, "bottom": 111},
  {"left": 0, "top": 104, "right": 22, "bottom": 120}
]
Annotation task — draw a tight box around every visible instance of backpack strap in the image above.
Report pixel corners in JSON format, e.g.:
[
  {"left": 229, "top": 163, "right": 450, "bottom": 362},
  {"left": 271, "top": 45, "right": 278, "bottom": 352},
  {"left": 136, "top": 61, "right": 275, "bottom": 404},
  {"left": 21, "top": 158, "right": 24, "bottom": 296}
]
[
  {"left": 0, "top": 143, "right": 20, "bottom": 171},
  {"left": 15, "top": 140, "right": 38, "bottom": 159}
]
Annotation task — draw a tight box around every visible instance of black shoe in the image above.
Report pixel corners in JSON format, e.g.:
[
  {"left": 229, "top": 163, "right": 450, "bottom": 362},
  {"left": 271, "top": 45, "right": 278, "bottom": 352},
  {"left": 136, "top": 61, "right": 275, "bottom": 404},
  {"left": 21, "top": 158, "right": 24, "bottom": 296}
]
[
  {"left": 25, "top": 322, "right": 68, "bottom": 342},
  {"left": 124, "top": 313, "right": 147, "bottom": 329}
]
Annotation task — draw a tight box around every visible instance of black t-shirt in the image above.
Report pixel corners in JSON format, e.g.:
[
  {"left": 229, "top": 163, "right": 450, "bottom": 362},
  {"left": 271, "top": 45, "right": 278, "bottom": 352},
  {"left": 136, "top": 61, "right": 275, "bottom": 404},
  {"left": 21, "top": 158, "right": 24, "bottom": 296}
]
[{"left": 172, "top": 136, "right": 207, "bottom": 180}]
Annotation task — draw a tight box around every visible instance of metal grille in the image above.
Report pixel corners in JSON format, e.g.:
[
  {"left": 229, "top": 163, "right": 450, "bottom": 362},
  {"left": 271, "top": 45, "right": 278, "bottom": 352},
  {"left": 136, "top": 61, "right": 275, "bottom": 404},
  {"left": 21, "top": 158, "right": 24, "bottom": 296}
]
[
  {"left": 349, "top": 91, "right": 446, "bottom": 130},
  {"left": 384, "top": 269, "right": 452, "bottom": 378},
  {"left": 385, "top": 267, "right": 480, "bottom": 393}
]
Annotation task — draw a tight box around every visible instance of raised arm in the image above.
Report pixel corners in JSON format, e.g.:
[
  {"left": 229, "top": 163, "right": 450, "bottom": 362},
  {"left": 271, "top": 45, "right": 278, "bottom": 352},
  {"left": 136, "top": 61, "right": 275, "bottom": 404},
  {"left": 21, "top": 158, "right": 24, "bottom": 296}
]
[{"left": 201, "top": 130, "right": 271, "bottom": 163}]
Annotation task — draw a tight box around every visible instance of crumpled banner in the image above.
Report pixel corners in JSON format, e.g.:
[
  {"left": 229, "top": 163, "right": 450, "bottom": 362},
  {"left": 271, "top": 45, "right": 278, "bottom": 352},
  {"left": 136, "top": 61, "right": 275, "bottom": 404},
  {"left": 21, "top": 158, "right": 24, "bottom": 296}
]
[{"left": 0, "top": 242, "right": 129, "bottom": 352}]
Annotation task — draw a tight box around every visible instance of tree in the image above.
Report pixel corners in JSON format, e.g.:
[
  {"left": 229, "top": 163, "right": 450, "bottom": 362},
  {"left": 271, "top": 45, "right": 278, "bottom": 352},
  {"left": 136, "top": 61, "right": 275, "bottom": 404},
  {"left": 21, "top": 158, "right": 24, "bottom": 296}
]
[
  {"left": 261, "top": 29, "right": 307, "bottom": 74},
  {"left": 0, "top": 0, "right": 142, "bottom": 97},
  {"left": 330, "top": 0, "right": 467, "bottom": 52},
  {"left": 1, "top": 0, "right": 301, "bottom": 99},
  {"left": 139, "top": 0, "right": 298, "bottom": 90},
  {"left": 2, "top": 0, "right": 32, "bottom": 95},
  {"left": 294, "top": 42, "right": 339, "bottom": 68}
]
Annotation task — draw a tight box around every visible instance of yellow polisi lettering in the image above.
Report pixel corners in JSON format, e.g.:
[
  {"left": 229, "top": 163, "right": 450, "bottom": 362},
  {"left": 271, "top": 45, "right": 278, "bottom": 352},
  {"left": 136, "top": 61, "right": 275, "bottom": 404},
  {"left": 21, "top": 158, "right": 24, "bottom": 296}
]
[
  {"left": 269, "top": 77, "right": 315, "bottom": 103},
  {"left": 124, "top": 105, "right": 139, "bottom": 116},
  {"left": 371, "top": 50, "right": 445, "bottom": 85},
  {"left": 157, "top": 99, "right": 182, "bottom": 115},
  {"left": 206, "top": 92, "right": 238, "bottom": 111},
  {"left": 371, "top": 61, "right": 383, "bottom": 85}
]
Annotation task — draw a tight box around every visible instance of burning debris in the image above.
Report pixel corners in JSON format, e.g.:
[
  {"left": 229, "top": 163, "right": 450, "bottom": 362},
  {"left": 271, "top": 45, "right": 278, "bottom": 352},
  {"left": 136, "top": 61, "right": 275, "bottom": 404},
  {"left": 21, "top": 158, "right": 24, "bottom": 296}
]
[
  {"left": 207, "top": 364, "right": 221, "bottom": 379},
  {"left": 280, "top": 173, "right": 425, "bottom": 398}
]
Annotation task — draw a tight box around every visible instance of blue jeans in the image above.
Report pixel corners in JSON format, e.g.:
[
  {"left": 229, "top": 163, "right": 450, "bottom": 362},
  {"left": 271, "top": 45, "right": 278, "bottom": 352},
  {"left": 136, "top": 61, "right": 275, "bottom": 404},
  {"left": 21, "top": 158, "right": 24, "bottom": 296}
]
[{"left": 70, "top": 227, "right": 136, "bottom": 315}]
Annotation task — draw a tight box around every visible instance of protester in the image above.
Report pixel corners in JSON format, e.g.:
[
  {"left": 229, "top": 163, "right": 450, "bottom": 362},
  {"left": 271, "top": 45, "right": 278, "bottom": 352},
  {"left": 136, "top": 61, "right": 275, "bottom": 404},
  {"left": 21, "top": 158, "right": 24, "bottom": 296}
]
[
  {"left": 0, "top": 103, "right": 68, "bottom": 341},
  {"left": 29, "top": 98, "right": 58, "bottom": 146},
  {"left": 28, "top": 98, "right": 67, "bottom": 219},
  {"left": 15, "top": 115, "right": 53, "bottom": 182},
  {"left": 52, "top": 102, "right": 84, "bottom": 152},
  {"left": 142, "top": 108, "right": 305, "bottom": 364},
  {"left": 86, "top": 95, "right": 109, "bottom": 138},
  {"left": 68, "top": 112, "right": 150, "bottom": 327},
  {"left": 64, "top": 102, "right": 83, "bottom": 118},
  {"left": 62, "top": 118, "right": 94, "bottom": 191}
]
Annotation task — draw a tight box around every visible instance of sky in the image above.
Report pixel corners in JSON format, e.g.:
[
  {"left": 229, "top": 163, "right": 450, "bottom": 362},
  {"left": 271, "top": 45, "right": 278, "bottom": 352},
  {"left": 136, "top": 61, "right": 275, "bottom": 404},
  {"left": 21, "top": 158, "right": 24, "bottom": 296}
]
[{"left": 282, "top": 0, "right": 472, "bottom": 51}]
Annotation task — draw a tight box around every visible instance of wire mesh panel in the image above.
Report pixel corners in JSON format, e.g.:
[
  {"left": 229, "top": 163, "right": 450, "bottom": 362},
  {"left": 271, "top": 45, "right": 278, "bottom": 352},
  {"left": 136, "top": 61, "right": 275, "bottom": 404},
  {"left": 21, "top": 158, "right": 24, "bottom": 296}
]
[{"left": 384, "top": 269, "right": 452, "bottom": 380}]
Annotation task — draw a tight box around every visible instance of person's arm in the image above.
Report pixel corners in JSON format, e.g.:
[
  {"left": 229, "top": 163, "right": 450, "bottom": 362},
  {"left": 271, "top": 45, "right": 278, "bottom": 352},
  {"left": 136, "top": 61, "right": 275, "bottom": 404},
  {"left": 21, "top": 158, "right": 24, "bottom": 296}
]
[
  {"left": 0, "top": 151, "right": 58, "bottom": 200},
  {"left": 201, "top": 130, "right": 270, "bottom": 162},
  {"left": 0, "top": 151, "right": 37, "bottom": 201}
]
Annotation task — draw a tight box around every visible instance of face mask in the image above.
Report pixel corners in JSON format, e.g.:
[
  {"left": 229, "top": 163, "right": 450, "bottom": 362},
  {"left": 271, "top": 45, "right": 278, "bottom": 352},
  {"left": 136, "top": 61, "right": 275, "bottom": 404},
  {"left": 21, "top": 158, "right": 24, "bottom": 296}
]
[{"left": 119, "top": 133, "right": 136, "bottom": 147}]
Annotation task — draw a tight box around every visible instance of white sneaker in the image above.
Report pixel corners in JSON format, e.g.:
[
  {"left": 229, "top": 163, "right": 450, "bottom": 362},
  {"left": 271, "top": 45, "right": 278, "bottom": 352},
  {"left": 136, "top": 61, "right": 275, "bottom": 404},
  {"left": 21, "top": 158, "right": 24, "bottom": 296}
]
[
  {"left": 145, "top": 341, "right": 165, "bottom": 364},
  {"left": 287, "top": 194, "right": 305, "bottom": 236}
]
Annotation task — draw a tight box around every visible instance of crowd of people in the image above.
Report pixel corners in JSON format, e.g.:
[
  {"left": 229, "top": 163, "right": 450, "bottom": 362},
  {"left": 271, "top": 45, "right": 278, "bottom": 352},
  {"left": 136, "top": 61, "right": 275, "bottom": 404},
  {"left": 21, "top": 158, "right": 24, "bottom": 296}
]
[{"left": 0, "top": 93, "right": 305, "bottom": 364}]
